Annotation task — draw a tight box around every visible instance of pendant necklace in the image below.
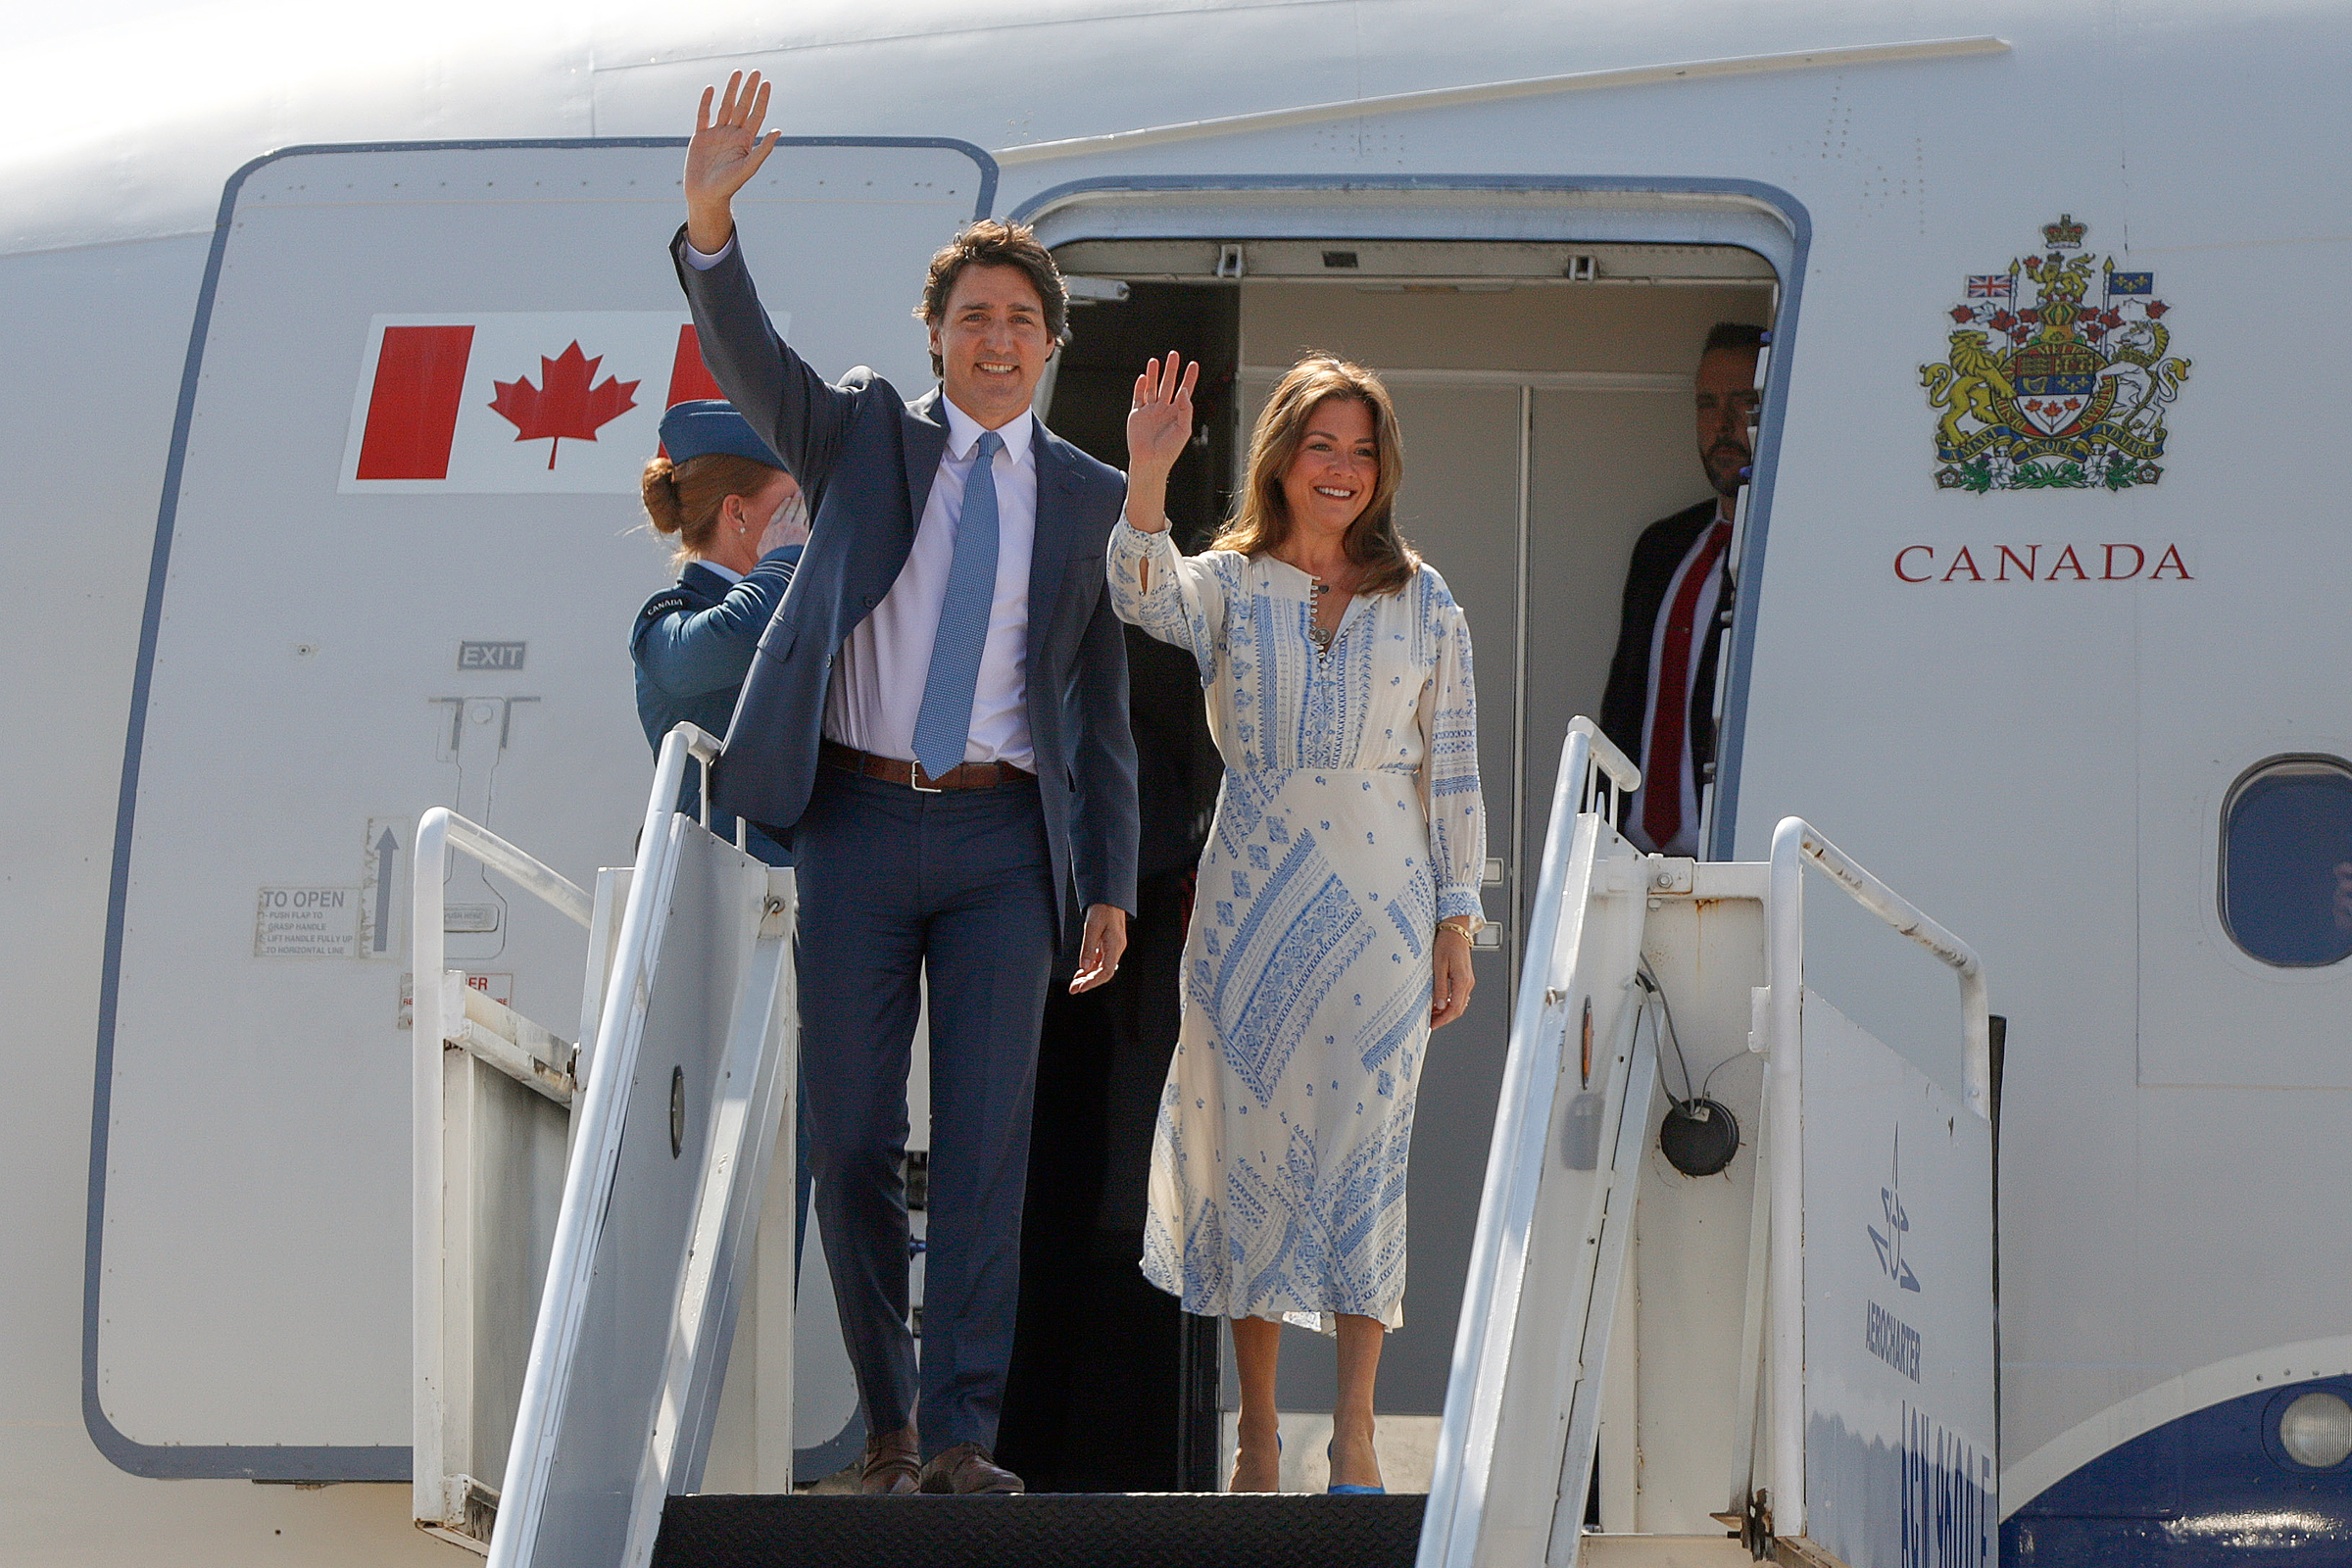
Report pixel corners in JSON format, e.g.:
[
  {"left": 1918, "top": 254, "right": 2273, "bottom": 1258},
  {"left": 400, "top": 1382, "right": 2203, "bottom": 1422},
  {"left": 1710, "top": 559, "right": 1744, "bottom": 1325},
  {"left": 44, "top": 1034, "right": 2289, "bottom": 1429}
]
[{"left": 1307, "top": 577, "right": 1334, "bottom": 653}]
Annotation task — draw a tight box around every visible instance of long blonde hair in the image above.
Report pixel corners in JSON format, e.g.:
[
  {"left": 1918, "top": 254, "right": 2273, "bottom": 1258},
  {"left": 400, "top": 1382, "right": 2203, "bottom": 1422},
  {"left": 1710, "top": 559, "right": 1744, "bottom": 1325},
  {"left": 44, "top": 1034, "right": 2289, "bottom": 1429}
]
[{"left": 1212, "top": 355, "right": 1420, "bottom": 595}]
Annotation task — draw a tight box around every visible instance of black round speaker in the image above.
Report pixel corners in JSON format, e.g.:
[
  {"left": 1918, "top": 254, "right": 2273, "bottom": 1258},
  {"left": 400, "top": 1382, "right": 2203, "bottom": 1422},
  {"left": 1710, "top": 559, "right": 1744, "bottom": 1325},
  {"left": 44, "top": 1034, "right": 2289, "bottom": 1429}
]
[{"left": 1659, "top": 1097, "right": 1740, "bottom": 1177}]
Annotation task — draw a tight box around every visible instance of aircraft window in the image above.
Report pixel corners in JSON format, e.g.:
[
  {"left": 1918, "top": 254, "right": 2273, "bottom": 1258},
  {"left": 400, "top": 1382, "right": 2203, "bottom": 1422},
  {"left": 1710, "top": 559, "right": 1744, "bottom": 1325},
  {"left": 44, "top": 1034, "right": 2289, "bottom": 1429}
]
[{"left": 2220, "top": 757, "right": 2352, "bottom": 968}]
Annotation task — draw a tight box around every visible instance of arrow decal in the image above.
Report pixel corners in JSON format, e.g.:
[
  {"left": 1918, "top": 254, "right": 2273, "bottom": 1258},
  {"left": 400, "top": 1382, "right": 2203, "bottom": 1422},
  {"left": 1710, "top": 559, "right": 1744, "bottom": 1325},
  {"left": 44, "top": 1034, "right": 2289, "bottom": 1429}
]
[{"left": 373, "top": 827, "right": 399, "bottom": 954}]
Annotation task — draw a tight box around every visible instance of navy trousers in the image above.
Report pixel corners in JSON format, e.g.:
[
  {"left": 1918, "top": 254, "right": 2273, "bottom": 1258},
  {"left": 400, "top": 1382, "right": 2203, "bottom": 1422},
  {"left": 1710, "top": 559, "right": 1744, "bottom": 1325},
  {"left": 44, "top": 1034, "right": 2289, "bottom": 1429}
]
[{"left": 793, "top": 763, "right": 1059, "bottom": 1458}]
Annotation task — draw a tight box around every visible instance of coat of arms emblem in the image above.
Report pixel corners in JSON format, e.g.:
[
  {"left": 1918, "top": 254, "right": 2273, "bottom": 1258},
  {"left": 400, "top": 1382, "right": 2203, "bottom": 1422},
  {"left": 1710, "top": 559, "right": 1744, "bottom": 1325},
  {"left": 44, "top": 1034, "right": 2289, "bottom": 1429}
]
[{"left": 1920, "top": 216, "right": 2190, "bottom": 491}]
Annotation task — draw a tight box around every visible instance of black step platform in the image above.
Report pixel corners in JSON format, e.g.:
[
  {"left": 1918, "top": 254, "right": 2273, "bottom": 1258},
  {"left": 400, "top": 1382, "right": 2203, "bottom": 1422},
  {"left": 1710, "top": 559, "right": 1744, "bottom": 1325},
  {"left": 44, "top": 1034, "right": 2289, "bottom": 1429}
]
[{"left": 654, "top": 1493, "right": 1428, "bottom": 1568}]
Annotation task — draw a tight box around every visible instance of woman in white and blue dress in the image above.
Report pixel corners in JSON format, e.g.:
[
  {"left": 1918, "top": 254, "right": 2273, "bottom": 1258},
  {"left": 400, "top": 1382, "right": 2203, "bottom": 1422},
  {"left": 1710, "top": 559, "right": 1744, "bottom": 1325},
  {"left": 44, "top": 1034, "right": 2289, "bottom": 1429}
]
[{"left": 1110, "top": 352, "right": 1487, "bottom": 1494}]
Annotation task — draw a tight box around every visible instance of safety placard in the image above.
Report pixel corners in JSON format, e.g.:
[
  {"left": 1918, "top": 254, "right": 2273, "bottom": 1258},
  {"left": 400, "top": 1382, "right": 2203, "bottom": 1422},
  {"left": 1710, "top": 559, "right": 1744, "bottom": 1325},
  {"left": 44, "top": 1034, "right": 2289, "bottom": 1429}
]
[{"left": 254, "top": 887, "right": 362, "bottom": 957}]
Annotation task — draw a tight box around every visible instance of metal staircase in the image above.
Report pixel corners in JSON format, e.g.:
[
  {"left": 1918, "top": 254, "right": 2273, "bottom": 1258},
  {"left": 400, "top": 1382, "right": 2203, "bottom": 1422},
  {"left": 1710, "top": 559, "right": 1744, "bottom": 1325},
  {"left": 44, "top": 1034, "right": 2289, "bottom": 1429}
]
[
  {"left": 414, "top": 718, "right": 1995, "bottom": 1568},
  {"left": 412, "top": 723, "right": 800, "bottom": 1563},
  {"left": 1422, "top": 723, "right": 1997, "bottom": 1568}
]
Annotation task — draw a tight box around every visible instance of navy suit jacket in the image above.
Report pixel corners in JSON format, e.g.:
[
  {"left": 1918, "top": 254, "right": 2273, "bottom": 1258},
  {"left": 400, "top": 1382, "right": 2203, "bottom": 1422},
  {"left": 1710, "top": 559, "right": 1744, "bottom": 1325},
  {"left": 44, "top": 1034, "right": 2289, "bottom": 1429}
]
[{"left": 671, "top": 227, "right": 1139, "bottom": 924}]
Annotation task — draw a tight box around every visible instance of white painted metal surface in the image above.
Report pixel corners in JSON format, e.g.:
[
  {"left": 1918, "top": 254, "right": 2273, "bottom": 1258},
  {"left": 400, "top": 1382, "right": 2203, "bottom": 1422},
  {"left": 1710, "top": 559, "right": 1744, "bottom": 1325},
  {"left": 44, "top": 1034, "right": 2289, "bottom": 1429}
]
[
  {"left": 1544, "top": 1017, "right": 1659, "bottom": 1565},
  {"left": 489, "top": 723, "right": 798, "bottom": 1568},
  {"left": 1798, "top": 991, "right": 1997, "bottom": 1568},
  {"left": 1429, "top": 774, "right": 1995, "bottom": 1567},
  {"left": 1763, "top": 817, "right": 1992, "bottom": 1543},
  {"left": 412, "top": 806, "right": 594, "bottom": 1546},
  {"left": 5, "top": 2, "right": 2352, "bottom": 1558},
  {"left": 990, "top": 36, "right": 2010, "bottom": 167},
  {"left": 1601, "top": 858, "right": 1772, "bottom": 1538}
]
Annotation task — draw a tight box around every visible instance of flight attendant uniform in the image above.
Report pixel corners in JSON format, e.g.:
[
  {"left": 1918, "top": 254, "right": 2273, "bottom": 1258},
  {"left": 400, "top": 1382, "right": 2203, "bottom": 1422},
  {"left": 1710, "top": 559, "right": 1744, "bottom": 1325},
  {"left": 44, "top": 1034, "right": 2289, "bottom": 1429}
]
[
  {"left": 628, "top": 397, "right": 805, "bottom": 864},
  {"left": 632, "top": 549, "right": 800, "bottom": 864}
]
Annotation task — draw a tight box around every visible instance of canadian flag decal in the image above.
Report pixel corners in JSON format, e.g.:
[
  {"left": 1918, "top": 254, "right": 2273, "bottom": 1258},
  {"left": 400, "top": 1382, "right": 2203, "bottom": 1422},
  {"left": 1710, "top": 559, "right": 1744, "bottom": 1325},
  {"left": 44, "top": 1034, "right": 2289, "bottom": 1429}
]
[
  {"left": 353, "top": 324, "right": 476, "bottom": 480},
  {"left": 487, "top": 343, "right": 642, "bottom": 469},
  {"left": 340, "top": 312, "right": 754, "bottom": 494}
]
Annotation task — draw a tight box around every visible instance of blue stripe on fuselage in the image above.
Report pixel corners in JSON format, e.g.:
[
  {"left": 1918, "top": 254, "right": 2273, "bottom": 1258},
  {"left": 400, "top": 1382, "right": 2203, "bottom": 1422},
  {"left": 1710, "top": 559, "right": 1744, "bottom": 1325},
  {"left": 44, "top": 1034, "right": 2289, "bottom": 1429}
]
[{"left": 2006, "top": 1377, "right": 2352, "bottom": 1564}]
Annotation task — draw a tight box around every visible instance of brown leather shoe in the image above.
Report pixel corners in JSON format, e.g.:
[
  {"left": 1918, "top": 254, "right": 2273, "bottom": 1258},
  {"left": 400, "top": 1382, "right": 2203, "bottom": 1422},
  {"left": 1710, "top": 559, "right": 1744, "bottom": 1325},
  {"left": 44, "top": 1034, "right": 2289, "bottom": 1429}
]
[
  {"left": 918, "top": 1441, "right": 1024, "bottom": 1494},
  {"left": 859, "top": 1424, "right": 922, "bottom": 1494}
]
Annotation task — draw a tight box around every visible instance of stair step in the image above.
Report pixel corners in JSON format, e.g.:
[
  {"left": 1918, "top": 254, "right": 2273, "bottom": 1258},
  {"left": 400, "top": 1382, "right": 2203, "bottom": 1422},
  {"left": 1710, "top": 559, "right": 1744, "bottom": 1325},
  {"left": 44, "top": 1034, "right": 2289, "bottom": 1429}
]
[{"left": 653, "top": 1493, "right": 1426, "bottom": 1568}]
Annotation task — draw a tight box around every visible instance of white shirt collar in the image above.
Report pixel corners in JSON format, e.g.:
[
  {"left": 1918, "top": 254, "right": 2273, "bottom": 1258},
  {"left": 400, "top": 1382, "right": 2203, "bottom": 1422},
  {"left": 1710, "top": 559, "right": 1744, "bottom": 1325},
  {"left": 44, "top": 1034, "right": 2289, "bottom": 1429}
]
[
  {"left": 939, "top": 396, "right": 1036, "bottom": 467},
  {"left": 687, "top": 557, "right": 743, "bottom": 585}
]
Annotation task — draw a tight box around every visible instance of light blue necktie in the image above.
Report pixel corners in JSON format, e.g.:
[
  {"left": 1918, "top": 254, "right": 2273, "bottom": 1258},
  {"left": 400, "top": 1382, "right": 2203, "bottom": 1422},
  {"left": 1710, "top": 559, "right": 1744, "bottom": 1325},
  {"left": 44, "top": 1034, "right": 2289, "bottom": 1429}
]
[{"left": 911, "top": 427, "right": 1004, "bottom": 781}]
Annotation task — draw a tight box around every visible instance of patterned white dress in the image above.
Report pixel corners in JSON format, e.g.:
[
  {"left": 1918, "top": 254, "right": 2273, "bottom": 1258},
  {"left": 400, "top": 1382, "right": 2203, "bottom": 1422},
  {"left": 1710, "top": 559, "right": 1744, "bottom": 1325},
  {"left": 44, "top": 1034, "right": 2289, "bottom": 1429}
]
[{"left": 1106, "top": 520, "right": 1486, "bottom": 1330}]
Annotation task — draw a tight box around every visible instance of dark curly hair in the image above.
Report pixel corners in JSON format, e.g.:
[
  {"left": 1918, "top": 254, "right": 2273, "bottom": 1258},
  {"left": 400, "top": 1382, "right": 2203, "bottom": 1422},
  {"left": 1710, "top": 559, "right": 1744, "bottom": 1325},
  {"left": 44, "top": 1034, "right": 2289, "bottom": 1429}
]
[{"left": 914, "top": 220, "right": 1069, "bottom": 376}]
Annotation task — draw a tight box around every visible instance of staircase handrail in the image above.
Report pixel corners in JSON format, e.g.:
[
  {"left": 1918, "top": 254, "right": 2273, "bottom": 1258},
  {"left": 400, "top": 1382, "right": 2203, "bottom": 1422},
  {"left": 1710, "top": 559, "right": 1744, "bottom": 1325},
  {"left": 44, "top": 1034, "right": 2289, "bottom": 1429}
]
[
  {"left": 1567, "top": 715, "right": 1642, "bottom": 800},
  {"left": 488, "top": 721, "right": 722, "bottom": 1567},
  {"left": 1422, "top": 717, "right": 1641, "bottom": 1567}
]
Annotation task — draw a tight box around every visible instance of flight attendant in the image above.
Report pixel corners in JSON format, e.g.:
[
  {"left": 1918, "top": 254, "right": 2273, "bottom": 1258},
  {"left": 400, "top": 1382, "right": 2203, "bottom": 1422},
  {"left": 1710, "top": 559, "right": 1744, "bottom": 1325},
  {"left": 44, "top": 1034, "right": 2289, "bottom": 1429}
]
[{"left": 631, "top": 398, "right": 808, "bottom": 864}]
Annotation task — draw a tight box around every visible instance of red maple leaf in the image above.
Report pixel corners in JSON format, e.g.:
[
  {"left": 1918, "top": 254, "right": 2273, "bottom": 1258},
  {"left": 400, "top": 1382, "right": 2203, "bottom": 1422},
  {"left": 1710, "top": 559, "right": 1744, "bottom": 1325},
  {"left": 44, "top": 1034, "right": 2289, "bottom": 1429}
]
[
  {"left": 2144, "top": 299, "right": 2170, "bottom": 318},
  {"left": 1948, "top": 304, "right": 1978, "bottom": 323},
  {"left": 488, "top": 342, "right": 640, "bottom": 468}
]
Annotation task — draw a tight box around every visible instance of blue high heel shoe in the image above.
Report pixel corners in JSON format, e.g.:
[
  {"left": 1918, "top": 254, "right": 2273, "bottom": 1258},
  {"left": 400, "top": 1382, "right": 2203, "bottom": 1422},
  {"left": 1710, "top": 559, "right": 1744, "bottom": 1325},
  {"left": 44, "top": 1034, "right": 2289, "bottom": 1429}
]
[{"left": 1327, "top": 1442, "right": 1386, "bottom": 1495}]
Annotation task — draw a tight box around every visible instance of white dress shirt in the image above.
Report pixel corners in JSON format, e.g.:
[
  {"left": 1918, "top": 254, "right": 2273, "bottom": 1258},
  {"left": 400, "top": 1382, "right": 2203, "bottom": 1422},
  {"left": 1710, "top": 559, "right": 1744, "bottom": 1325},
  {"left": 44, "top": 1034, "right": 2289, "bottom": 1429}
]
[
  {"left": 826, "top": 400, "right": 1038, "bottom": 770},
  {"left": 685, "top": 234, "right": 1040, "bottom": 770}
]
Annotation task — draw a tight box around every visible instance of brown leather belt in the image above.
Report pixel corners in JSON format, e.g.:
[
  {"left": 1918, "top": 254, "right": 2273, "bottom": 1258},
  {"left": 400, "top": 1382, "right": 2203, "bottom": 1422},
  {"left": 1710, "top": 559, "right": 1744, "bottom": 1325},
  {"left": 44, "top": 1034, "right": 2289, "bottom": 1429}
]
[{"left": 819, "top": 739, "right": 1034, "bottom": 793}]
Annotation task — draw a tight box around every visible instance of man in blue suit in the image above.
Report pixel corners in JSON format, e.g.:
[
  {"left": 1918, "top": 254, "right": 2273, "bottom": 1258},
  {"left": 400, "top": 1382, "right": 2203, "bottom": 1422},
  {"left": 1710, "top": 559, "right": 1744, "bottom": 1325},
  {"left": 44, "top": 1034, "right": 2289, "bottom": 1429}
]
[{"left": 674, "top": 73, "right": 1139, "bottom": 1495}]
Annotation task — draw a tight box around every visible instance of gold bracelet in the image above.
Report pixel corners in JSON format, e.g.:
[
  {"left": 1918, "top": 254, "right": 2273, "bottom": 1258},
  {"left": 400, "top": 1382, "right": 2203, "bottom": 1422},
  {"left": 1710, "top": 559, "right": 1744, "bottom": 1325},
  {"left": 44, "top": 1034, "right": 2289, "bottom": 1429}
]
[{"left": 1439, "top": 918, "right": 1476, "bottom": 940}]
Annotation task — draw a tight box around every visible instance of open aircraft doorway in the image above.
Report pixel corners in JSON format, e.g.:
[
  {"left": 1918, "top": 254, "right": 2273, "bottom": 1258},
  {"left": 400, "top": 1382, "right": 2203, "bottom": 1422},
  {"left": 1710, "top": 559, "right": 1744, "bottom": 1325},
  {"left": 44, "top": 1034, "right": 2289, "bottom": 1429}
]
[{"left": 1021, "top": 224, "right": 1783, "bottom": 1498}]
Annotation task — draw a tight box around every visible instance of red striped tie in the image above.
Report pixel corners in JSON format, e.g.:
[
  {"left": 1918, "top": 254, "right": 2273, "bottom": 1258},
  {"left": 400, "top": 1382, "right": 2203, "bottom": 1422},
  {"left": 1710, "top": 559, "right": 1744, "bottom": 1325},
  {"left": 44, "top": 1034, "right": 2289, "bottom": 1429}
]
[{"left": 1642, "top": 519, "right": 1733, "bottom": 852}]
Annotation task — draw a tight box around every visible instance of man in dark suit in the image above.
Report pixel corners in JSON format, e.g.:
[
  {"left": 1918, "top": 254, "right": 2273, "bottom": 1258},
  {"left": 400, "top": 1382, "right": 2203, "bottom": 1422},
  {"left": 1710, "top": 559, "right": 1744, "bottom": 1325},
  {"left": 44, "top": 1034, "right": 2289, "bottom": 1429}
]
[
  {"left": 1599, "top": 321, "right": 1765, "bottom": 857},
  {"left": 673, "top": 73, "right": 1139, "bottom": 1496}
]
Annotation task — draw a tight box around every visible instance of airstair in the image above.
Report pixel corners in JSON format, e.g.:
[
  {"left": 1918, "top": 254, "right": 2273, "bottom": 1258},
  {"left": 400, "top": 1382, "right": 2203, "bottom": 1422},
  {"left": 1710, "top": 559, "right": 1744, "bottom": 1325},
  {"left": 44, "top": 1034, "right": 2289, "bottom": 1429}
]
[
  {"left": 1421, "top": 721, "right": 1997, "bottom": 1568},
  {"left": 410, "top": 718, "right": 1994, "bottom": 1568},
  {"left": 411, "top": 723, "right": 801, "bottom": 1560}
]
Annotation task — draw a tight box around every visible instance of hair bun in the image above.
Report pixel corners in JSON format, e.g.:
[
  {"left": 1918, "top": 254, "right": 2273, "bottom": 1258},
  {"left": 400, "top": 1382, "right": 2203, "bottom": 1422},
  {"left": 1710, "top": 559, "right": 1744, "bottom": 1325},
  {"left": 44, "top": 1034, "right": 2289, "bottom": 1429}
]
[{"left": 640, "top": 455, "right": 686, "bottom": 535}]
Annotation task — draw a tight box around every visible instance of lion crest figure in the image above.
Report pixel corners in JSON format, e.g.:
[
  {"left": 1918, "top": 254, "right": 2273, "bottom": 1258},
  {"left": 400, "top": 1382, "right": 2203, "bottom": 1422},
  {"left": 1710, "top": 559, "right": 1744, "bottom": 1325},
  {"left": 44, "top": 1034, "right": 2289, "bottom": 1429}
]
[{"left": 1922, "top": 331, "right": 2015, "bottom": 452}]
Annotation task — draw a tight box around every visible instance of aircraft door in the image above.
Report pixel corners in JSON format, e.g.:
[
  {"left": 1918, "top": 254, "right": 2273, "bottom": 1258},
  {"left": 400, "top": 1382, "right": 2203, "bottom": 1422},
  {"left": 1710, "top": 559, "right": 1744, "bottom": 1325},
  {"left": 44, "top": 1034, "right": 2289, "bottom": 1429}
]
[
  {"left": 1214, "top": 249, "right": 1776, "bottom": 1466},
  {"left": 88, "top": 136, "right": 992, "bottom": 1480}
]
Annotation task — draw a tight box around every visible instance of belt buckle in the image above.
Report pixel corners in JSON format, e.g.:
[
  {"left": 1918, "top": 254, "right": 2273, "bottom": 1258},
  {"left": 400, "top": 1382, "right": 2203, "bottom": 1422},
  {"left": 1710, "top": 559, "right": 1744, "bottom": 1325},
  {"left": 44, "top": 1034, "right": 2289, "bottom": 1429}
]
[{"left": 909, "top": 760, "right": 944, "bottom": 794}]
